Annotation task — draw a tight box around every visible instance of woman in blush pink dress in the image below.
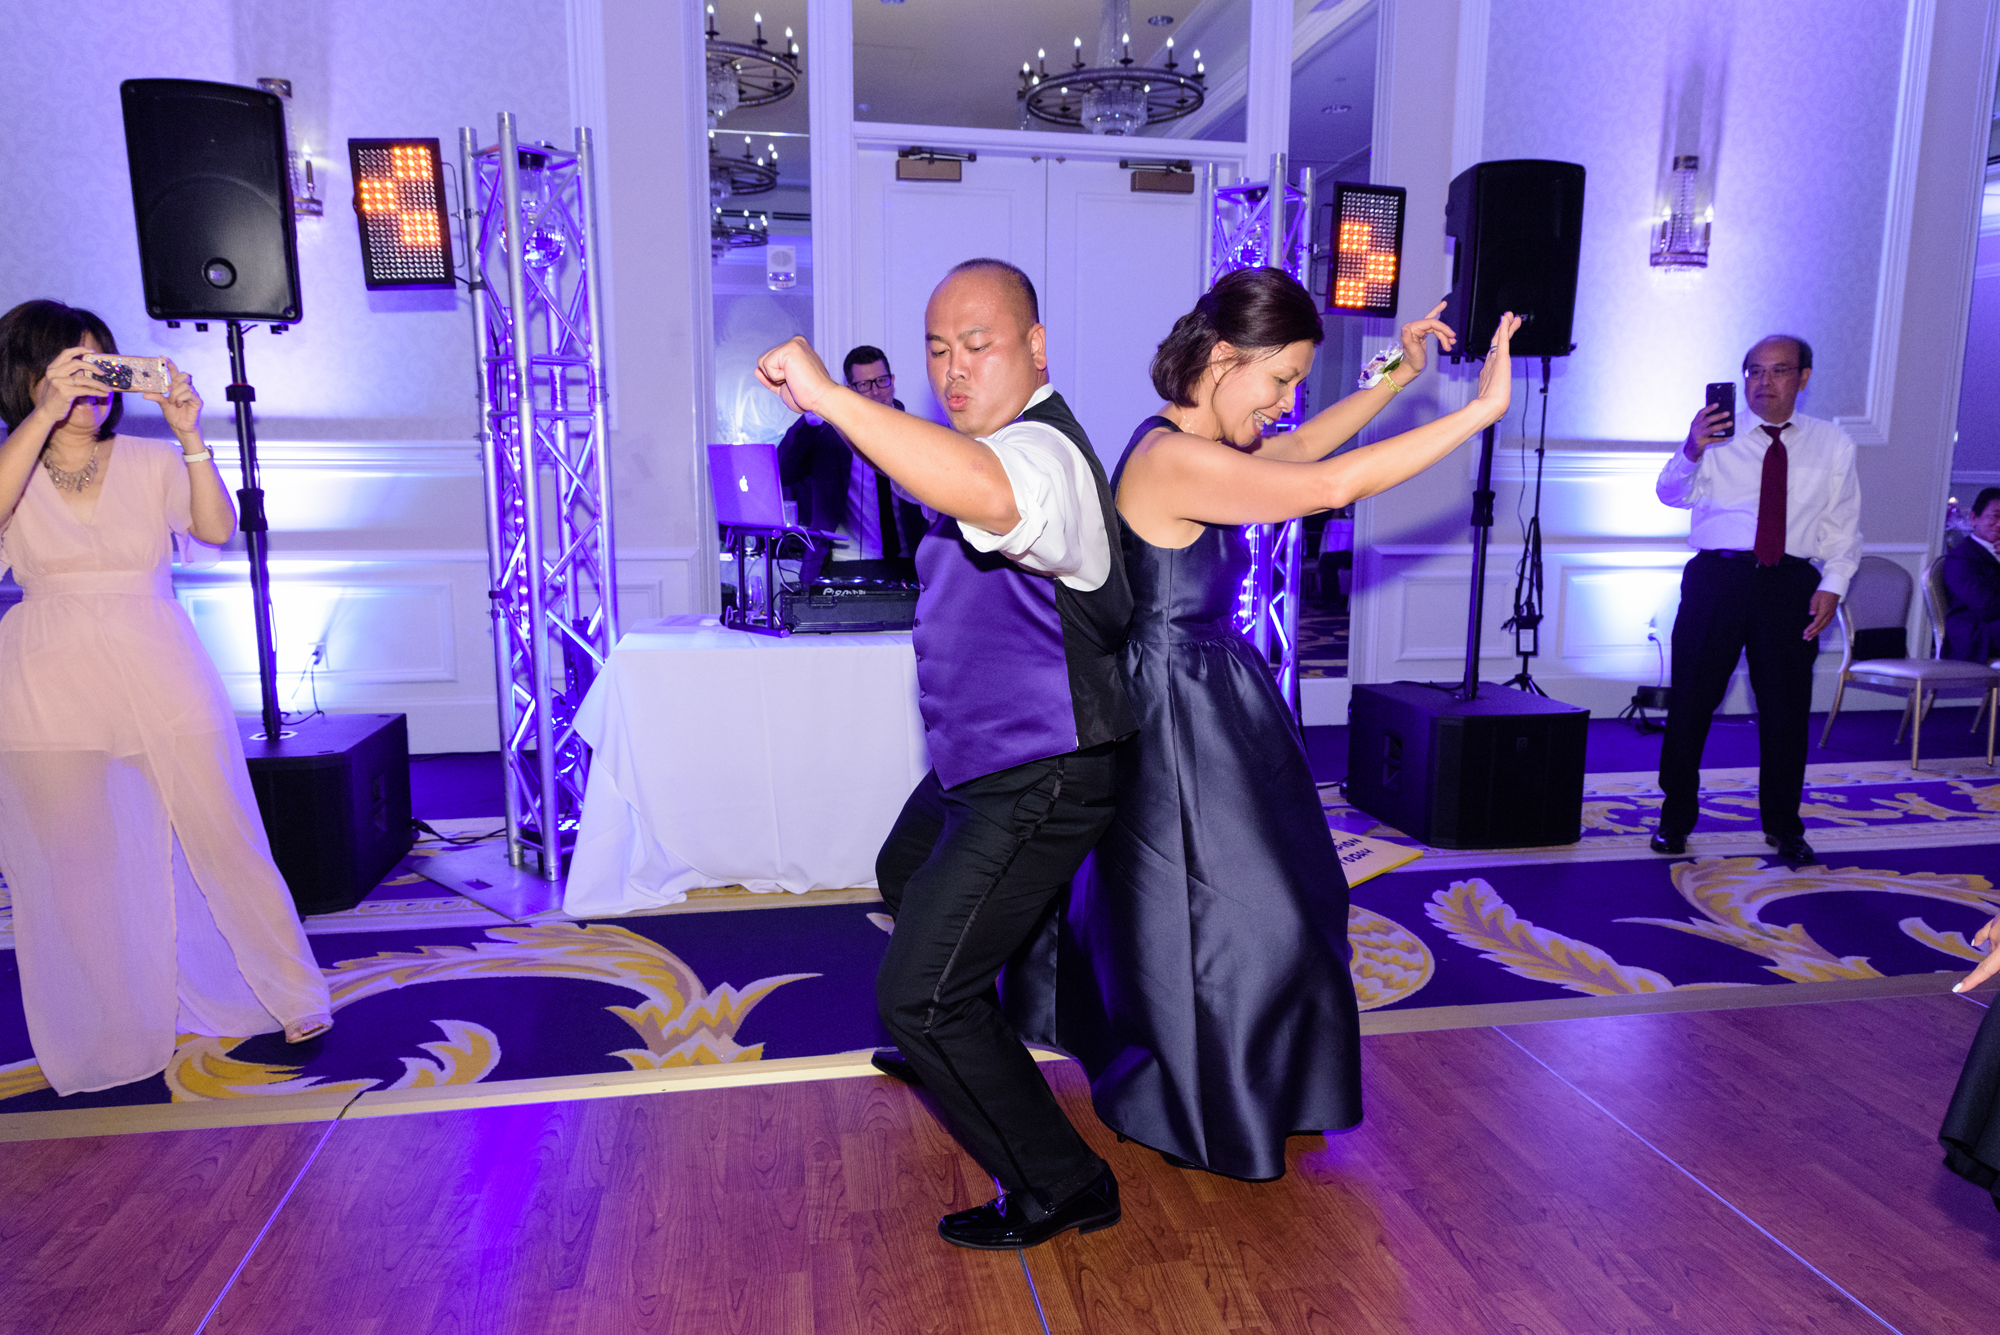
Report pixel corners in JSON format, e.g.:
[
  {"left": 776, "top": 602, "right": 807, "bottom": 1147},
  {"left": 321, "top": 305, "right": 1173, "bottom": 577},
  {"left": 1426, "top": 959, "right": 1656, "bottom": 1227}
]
[{"left": 0, "top": 299, "right": 330, "bottom": 1096}]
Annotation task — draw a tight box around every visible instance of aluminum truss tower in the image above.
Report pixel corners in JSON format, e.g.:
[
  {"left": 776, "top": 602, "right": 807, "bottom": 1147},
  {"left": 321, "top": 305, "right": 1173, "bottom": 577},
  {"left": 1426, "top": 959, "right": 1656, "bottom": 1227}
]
[
  {"left": 462, "top": 116, "right": 620, "bottom": 884},
  {"left": 1204, "top": 154, "right": 1313, "bottom": 713}
]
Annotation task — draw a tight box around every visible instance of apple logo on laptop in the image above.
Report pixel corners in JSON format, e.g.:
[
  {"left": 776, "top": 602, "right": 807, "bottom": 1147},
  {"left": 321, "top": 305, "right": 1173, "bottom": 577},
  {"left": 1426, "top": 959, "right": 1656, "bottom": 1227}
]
[{"left": 738, "top": 475, "right": 749, "bottom": 491}]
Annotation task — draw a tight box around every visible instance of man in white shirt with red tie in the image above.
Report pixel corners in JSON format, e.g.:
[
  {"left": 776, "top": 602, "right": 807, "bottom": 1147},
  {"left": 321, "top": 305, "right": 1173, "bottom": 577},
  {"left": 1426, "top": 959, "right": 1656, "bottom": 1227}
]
[{"left": 1652, "top": 334, "right": 1862, "bottom": 868}]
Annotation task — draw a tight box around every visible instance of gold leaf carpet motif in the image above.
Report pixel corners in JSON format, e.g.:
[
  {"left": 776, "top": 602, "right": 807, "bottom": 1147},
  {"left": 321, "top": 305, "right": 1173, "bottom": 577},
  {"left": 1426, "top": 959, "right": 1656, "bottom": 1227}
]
[
  {"left": 1621, "top": 857, "right": 2000, "bottom": 983},
  {"left": 1348, "top": 906, "right": 1434, "bottom": 1010},
  {"left": 147, "top": 922, "right": 817, "bottom": 1100},
  {"left": 1427, "top": 880, "right": 1677, "bottom": 996}
]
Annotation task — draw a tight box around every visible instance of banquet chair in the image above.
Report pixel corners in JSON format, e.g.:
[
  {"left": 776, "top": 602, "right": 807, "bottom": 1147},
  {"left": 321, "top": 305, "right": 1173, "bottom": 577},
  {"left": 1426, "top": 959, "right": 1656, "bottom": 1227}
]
[{"left": 1818, "top": 554, "right": 1998, "bottom": 769}]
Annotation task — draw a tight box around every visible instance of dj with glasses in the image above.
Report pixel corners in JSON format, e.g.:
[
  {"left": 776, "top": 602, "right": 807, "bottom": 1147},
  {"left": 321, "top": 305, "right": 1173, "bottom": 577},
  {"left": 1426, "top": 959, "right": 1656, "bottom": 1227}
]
[
  {"left": 1652, "top": 334, "right": 1862, "bottom": 869},
  {"left": 777, "top": 344, "right": 927, "bottom": 582}
]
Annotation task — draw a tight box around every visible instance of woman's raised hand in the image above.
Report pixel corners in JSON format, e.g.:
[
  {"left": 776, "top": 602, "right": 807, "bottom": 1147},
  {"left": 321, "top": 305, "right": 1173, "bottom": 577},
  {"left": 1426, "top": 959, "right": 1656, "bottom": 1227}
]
[
  {"left": 30, "top": 347, "right": 108, "bottom": 422},
  {"left": 1397, "top": 301, "right": 1456, "bottom": 375},
  {"left": 1470, "top": 313, "right": 1523, "bottom": 423},
  {"left": 145, "top": 359, "right": 204, "bottom": 441}
]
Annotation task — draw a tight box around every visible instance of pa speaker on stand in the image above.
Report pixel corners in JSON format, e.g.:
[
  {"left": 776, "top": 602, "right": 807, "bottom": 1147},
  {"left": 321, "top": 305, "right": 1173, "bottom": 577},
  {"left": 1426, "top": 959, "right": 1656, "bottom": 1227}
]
[
  {"left": 1442, "top": 159, "right": 1585, "bottom": 361},
  {"left": 1346, "top": 159, "right": 1590, "bottom": 850}
]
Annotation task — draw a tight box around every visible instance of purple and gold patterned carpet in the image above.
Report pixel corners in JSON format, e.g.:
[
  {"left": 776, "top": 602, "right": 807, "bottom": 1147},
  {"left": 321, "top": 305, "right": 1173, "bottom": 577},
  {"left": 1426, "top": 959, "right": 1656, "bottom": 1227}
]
[{"left": 2, "top": 744, "right": 1996, "bottom": 1120}]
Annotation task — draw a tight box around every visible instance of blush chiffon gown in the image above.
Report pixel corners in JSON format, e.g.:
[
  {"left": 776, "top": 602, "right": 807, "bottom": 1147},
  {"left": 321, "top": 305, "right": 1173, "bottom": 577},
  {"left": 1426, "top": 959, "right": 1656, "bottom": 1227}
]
[
  {"left": 0, "top": 436, "right": 330, "bottom": 1095},
  {"left": 1009, "top": 417, "right": 1363, "bottom": 1180}
]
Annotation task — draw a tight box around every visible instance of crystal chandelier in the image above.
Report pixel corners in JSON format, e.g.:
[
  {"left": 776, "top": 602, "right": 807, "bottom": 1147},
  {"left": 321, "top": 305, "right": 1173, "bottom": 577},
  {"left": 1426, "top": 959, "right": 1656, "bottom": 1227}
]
[
  {"left": 712, "top": 207, "right": 769, "bottom": 259},
  {"left": 1017, "top": 4, "right": 1204, "bottom": 137},
  {"left": 709, "top": 133, "right": 780, "bottom": 204},
  {"left": 705, "top": 4, "right": 802, "bottom": 132}
]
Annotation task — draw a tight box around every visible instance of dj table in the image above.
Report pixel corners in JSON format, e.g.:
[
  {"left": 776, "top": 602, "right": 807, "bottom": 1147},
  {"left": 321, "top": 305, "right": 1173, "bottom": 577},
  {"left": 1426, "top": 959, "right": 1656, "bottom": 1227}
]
[{"left": 563, "top": 616, "right": 928, "bottom": 916}]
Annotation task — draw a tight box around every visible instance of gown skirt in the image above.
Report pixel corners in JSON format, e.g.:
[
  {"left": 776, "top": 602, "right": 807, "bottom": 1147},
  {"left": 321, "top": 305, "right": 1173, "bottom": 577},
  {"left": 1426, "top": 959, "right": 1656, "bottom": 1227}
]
[
  {"left": 0, "top": 436, "right": 330, "bottom": 1095},
  {"left": 1008, "top": 417, "right": 1363, "bottom": 1181}
]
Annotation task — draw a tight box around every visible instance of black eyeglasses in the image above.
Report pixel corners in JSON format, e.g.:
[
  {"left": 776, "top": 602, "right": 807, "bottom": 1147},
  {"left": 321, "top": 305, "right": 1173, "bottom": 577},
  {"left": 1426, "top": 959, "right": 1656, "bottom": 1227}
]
[
  {"left": 1744, "top": 365, "right": 1801, "bottom": 381},
  {"left": 848, "top": 374, "right": 894, "bottom": 392}
]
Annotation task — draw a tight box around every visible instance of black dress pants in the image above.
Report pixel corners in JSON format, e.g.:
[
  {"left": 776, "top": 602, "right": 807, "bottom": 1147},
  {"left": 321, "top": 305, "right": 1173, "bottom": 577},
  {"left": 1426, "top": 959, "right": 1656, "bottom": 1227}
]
[
  {"left": 1658, "top": 551, "right": 1822, "bottom": 838},
  {"left": 875, "top": 744, "right": 1116, "bottom": 1217}
]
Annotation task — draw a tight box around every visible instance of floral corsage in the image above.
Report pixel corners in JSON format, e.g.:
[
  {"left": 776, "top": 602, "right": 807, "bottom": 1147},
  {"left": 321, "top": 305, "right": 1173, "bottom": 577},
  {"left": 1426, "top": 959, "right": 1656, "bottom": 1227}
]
[{"left": 1358, "top": 346, "right": 1406, "bottom": 391}]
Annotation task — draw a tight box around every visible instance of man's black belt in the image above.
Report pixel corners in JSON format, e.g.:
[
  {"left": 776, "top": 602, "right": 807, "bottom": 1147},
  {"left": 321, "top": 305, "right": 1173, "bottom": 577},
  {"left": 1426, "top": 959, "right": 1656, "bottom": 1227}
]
[{"left": 1698, "top": 548, "right": 1812, "bottom": 566}]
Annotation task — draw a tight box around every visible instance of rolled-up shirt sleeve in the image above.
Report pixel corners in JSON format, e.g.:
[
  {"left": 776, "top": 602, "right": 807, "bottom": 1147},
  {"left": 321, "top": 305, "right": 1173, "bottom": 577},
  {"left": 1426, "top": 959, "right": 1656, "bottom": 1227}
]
[{"left": 956, "top": 418, "right": 1111, "bottom": 592}]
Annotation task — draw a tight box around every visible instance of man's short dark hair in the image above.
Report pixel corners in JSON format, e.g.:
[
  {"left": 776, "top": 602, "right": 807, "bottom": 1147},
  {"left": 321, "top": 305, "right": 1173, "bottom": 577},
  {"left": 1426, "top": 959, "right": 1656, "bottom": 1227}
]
[
  {"left": 945, "top": 258, "right": 1040, "bottom": 329},
  {"left": 1743, "top": 334, "right": 1814, "bottom": 374},
  {"left": 843, "top": 345, "right": 889, "bottom": 381},
  {"left": 1974, "top": 487, "right": 2000, "bottom": 518}
]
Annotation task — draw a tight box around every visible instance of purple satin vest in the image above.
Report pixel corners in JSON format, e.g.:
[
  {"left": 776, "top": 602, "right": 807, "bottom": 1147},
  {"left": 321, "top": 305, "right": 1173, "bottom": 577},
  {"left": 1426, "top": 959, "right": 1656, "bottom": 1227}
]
[{"left": 911, "top": 390, "right": 1135, "bottom": 789}]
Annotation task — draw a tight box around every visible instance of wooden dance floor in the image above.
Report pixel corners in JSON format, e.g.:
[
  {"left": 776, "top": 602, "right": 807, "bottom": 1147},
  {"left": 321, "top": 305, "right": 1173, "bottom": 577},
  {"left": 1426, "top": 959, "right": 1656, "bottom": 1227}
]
[{"left": 6, "top": 987, "right": 1998, "bottom": 1333}]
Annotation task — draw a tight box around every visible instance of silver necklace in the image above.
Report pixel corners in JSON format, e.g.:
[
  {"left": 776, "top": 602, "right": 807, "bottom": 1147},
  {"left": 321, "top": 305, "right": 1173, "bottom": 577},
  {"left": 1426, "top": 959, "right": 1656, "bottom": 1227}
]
[{"left": 43, "top": 441, "right": 99, "bottom": 493}]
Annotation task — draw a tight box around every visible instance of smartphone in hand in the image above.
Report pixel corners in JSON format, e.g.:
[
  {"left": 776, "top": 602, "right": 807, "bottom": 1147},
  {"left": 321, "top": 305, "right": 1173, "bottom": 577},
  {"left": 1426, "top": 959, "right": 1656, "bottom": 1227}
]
[
  {"left": 1704, "top": 381, "right": 1736, "bottom": 439},
  {"left": 86, "top": 354, "right": 171, "bottom": 396}
]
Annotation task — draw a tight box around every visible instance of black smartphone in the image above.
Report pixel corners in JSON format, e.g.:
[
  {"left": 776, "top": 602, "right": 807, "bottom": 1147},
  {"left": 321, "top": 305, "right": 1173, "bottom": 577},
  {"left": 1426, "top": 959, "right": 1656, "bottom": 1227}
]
[{"left": 1704, "top": 382, "right": 1736, "bottom": 438}]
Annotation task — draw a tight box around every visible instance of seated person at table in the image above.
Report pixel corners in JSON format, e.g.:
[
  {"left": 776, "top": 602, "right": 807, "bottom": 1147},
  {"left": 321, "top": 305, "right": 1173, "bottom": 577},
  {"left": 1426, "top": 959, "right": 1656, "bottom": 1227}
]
[
  {"left": 1942, "top": 487, "right": 2000, "bottom": 663},
  {"left": 777, "top": 344, "right": 927, "bottom": 581}
]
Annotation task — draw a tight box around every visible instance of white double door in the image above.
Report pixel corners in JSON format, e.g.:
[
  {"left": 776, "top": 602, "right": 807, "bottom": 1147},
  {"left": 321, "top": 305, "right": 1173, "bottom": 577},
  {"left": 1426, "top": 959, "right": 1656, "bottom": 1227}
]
[{"left": 850, "top": 150, "right": 1205, "bottom": 463}]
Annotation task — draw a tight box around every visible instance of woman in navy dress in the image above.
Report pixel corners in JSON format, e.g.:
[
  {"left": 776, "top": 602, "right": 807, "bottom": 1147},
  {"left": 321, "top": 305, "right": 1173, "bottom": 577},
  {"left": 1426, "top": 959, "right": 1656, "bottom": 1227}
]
[{"left": 1028, "top": 269, "right": 1519, "bottom": 1179}]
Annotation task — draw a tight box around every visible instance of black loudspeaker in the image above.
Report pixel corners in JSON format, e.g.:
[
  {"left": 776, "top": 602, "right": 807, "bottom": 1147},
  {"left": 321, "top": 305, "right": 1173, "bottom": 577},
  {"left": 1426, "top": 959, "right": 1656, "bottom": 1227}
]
[
  {"left": 1346, "top": 682, "right": 1588, "bottom": 849},
  {"left": 121, "top": 78, "right": 303, "bottom": 323},
  {"left": 240, "top": 714, "right": 414, "bottom": 916},
  {"left": 1442, "top": 159, "right": 1585, "bottom": 361}
]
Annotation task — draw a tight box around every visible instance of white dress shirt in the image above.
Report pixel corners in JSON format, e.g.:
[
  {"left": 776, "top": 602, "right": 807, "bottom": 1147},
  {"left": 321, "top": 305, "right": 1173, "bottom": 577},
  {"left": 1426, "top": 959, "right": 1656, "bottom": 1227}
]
[
  {"left": 957, "top": 383, "right": 1112, "bottom": 592},
  {"left": 1655, "top": 411, "right": 1863, "bottom": 598}
]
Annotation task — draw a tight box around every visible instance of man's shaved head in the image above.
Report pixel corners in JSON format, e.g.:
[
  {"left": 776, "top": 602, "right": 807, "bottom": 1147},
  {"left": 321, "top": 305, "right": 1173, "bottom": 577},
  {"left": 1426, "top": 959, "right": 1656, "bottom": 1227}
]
[
  {"left": 944, "top": 258, "right": 1040, "bottom": 332},
  {"left": 925, "top": 259, "right": 1049, "bottom": 438}
]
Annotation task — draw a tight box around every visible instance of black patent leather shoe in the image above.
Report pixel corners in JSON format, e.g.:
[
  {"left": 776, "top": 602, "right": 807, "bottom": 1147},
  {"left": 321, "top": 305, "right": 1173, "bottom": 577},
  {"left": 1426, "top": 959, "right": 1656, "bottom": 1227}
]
[
  {"left": 869, "top": 1047, "right": 919, "bottom": 1085},
  {"left": 1765, "top": 833, "right": 1817, "bottom": 868},
  {"left": 1649, "top": 830, "right": 1687, "bottom": 856},
  {"left": 938, "top": 1166, "right": 1120, "bottom": 1250}
]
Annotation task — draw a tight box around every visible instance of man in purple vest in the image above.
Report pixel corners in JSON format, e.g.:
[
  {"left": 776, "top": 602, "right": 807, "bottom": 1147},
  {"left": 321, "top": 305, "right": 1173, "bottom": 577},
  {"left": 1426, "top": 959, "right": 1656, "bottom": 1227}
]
[{"left": 757, "top": 258, "right": 1134, "bottom": 1249}]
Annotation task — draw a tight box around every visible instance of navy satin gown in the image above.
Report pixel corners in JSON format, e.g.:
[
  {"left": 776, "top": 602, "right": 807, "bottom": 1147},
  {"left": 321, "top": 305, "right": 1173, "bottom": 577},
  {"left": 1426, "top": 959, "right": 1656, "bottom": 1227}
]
[{"left": 1011, "top": 417, "right": 1364, "bottom": 1180}]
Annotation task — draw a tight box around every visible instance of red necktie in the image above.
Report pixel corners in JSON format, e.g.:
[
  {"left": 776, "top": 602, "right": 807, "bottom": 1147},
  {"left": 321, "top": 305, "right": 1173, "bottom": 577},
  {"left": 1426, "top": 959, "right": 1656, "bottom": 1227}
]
[{"left": 1754, "top": 423, "right": 1788, "bottom": 566}]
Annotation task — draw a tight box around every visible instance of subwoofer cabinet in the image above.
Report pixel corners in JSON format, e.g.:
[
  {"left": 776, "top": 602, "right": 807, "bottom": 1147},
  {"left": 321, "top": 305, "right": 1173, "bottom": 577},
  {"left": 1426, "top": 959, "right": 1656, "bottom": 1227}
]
[
  {"left": 239, "top": 713, "right": 413, "bottom": 915},
  {"left": 1345, "top": 682, "right": 1587, "bottom": 850}
]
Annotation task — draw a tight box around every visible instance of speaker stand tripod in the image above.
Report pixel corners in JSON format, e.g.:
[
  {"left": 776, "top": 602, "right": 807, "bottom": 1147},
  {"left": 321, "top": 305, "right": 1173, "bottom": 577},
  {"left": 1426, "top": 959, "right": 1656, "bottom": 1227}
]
[
  {"left": 223, "top": 320, "right": 286, "bottom": 742},
  {"left": 1455, "top": 423, "right": 1499, "bottom": 702}
]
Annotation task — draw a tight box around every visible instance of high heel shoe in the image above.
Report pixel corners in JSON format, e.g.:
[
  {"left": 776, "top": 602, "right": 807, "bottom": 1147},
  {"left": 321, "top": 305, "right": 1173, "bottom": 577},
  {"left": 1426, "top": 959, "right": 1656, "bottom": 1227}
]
[{"left": 284, "top": 1016, "right": 332, "bottom": 1044}]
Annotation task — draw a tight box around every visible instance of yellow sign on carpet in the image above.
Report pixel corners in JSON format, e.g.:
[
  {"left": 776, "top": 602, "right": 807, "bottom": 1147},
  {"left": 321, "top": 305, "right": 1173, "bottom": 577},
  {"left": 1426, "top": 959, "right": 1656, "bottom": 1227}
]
[{"left": 1335, "top": 832, "right": 1422, "bottom": 886}]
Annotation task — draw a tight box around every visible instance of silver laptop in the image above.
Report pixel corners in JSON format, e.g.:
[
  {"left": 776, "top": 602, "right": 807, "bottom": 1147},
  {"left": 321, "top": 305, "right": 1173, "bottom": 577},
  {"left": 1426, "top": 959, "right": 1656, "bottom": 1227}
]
[
  {"left": 709, "top": 442, "right": 792, "bottom": 528},
  {"left": 708, "top": 442, "right": 844, "bottom": 542}
]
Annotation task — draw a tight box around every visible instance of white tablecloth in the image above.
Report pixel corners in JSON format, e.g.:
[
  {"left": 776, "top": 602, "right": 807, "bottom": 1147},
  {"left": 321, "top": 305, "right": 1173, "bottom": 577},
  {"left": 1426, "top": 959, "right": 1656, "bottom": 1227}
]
[{"left": 564, "top": 617, "right": 929, "bottom": 916}]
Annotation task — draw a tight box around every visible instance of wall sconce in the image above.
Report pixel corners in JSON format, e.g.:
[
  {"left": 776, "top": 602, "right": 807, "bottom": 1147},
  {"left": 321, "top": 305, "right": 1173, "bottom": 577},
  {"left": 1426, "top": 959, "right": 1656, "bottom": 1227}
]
[
  {"left": 1651, "top": 154, "right": 1710, "bottom": 270},
  {"left": 257, "top": 77, "right": 324, "bottom": 218},
  {"left": 1651, "top": 57, "right": 1722, "bottom": 272}
]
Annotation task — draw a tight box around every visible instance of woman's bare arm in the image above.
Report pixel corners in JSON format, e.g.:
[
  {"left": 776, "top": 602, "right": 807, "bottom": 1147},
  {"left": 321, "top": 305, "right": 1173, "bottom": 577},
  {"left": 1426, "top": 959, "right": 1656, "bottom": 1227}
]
[
  {"left": 1250, "top": 302, "right": 1458, "bottom": 464},
  {"left": 1122, "top": 314, "right": 1519, "bottom": 535},
  {"left": 147, "top": 360, "right": 236, "bottom": 544}
]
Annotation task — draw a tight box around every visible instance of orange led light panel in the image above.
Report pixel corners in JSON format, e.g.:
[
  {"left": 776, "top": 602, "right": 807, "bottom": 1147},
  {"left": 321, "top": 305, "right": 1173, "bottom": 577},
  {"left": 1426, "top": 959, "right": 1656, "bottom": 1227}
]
[
  {"left": 347, "top": 138, "right": 452, "bottom": 289},
  {"left": 1325, "top": 183, "right": 1406, "bottom": 316}
]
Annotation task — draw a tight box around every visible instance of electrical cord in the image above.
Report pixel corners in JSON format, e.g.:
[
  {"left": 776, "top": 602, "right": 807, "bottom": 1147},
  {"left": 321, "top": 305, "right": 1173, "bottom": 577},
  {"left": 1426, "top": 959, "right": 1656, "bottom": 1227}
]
[
  {"left": 1501, "top": 358, "right": 1551, "bottom": 686},
  {"left": 413, "top": 819, "right": 506, "bottom": 846}
]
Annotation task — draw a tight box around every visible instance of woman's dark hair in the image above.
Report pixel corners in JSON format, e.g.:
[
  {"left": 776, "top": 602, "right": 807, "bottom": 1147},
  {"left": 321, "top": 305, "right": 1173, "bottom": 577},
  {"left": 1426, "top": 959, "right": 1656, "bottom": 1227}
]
[
  {"left": 1150, "top": 267, "right": 1323, "bottom": 408},
  {"left": 0, "top": 299, "right": 122, "bottom": 439}
]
